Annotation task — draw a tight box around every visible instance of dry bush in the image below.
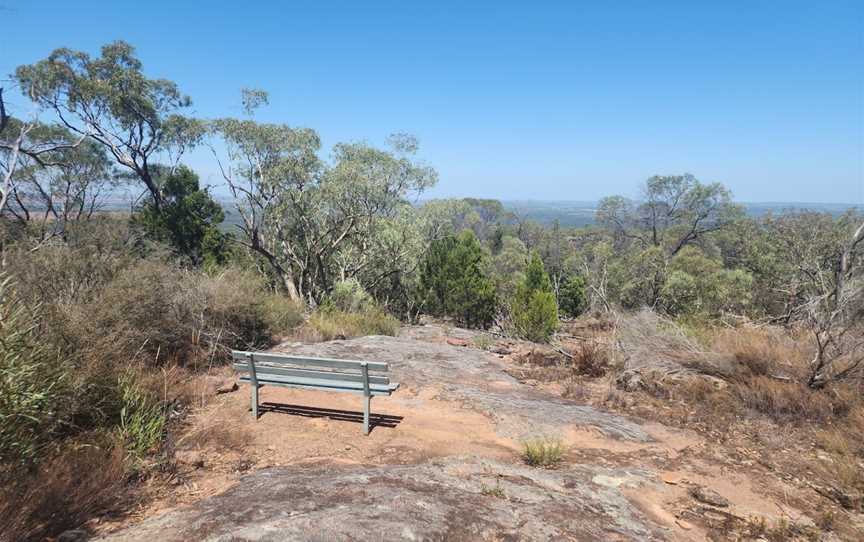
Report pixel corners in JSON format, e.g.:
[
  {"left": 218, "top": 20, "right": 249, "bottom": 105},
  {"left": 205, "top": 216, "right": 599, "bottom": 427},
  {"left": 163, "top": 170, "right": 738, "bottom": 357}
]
[
  {"left": 0, "top": 444, "right": 126, "bottom": 542},
  {"left": 562, "top": 377, "right": 589, "bottom": 401},
  {"left": 615, "top": 309, "right": 705, "bottom": 373},
  {"left": 813, "top": 405, "right": 864, "bottom": 507},
  {"left": 734, "top": 377, "right": 855, "bottom": 424},
  {"left": 67, "top": 261, "right": 298, "bottom": 370},
  {"left": 712, "top": 327, "right": 809, "bottom": 381},
  {"left": 569, "top": 340, "right": 611, "bottom": 377}
]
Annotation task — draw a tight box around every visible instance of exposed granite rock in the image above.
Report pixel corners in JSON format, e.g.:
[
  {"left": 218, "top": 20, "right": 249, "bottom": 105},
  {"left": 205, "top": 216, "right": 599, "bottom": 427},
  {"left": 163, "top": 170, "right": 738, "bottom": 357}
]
[{"left": 98, "top": 456, "right": 667, "bottom": 541}]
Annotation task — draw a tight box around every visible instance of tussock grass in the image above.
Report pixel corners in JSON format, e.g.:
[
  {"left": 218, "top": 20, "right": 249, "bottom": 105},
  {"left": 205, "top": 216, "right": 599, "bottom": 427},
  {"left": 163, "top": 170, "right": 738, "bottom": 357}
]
[
  {"left": 522, "top": 437, "right": 565, "bottom": 467},
  {"left": 299, "top": 309, "right": 400, "bottom": 342}
]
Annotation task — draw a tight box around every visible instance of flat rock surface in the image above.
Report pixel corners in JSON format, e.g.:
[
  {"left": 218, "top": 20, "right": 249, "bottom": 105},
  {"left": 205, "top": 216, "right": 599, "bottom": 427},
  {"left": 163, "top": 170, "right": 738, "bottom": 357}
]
[
  {"left": 95, "top": 327, "right": 707, "bottom": 541},
  {"left": 98, "top": 456, "right": 666, "bottom": 542},
  {"left": 276, "top": 329, "right": 649, "bottom": 442}
]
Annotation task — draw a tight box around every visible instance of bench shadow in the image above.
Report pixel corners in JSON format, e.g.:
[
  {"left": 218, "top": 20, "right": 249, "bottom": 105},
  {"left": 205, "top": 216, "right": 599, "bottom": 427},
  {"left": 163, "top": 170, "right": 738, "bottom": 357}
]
[{"left": 258, "top": 402, "right": 404, "bottom": 433}]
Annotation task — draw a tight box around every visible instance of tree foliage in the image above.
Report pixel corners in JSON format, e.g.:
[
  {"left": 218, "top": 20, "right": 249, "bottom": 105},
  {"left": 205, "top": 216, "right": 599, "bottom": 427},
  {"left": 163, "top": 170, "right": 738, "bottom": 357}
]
[
  {"left": 15, "top": 41, "right": 205, "bottom": 211},
  {"left": 512, "top": 252, "right": 558, "bottom": 342},
  {"left": 418, "top": 231, "right": 497, "bottom": 328},
  {"left": 558, "top": 275, "right": 587, "bottom": 319},
  {"left": 133, "top": 165, "right": 228, "bottom": 266},
  {"left": 597, "top": 174, "right": 741, "bottom": 257},
  {"left": 212, "top": 93, "right": 436, "bottom": 302}
]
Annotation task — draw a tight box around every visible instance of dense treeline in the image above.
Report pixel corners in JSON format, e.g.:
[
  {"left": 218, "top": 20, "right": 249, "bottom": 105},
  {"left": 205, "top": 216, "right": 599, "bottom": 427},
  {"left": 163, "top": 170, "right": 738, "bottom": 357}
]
[{"left": 1, "top": 41, "right": 863, "bottom": 540}]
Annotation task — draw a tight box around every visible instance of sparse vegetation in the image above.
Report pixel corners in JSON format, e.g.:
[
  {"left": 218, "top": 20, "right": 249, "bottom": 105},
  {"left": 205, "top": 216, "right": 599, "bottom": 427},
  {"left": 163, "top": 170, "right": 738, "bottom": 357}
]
[{"left": 522, "top": 437, "right": 565, "bottom": 467}]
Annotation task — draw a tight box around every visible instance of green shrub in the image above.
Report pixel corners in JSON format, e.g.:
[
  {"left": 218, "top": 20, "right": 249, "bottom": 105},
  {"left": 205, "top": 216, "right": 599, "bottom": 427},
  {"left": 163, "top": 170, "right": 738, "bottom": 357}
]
[
  {"left": 117, "top": 372, "right": 166, "bottom": 462},
  {"left": 261, "top": 293, "right": 305, "bottom": 336},
  {"left": 132, "top": 165, "right": 229, "bottom": 266},
  {"left": 659, "top": 246, "right": 754, "bottom": 317},
  {"left": 522, "top": 437, "right": 565, "bottom": 467},
  {"left": 419, "top": 230, "right": 498, "bottom": 328},
  {"left": 323, "top": 279, "right": 375, "bottom": 313},
  {"left": 512, "top": 252, "right": 558, "bottom": 342},
  {"left": 558, "top": 275, "right": 587, "bottom": 318},
  {"left": 0, "top": 276, "right": 70, "bottom": 466}
]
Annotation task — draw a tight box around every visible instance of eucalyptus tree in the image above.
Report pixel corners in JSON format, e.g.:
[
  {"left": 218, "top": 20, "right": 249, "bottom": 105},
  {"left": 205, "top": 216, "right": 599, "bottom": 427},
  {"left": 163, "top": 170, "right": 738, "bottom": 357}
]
[
  {"left": 15, "top": 41, "right": 205, "bottom": 212},
  {"left": 5, "top": 127, "right": 118, "bottom": 243},
  {"left": 597, "top": 174, "right": 741, "bottom": 256},
  {"left": 769, "top": 212, "right": 864, "bottom": 387},
  {"left": 594, "top": 174, "right": 742, "bottom": 308},
  {"left": 1, "top": 89, "right": 86, "bottom": 215},
  {"left": 212, "top": 90, "right": 437, "bottom": 302}
]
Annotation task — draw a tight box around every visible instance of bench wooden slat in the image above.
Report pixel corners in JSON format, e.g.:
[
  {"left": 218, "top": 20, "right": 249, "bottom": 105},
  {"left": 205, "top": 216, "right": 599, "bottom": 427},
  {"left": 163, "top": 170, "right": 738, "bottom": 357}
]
[
  {"left": 232, "top": 351, "right": 389, "bottom": 372},
  {"left": 238, "top": 375, "right": 398, "bottom": 396},
  {"left": 233, "top": 363, "right": 390, "bottom": 386}
]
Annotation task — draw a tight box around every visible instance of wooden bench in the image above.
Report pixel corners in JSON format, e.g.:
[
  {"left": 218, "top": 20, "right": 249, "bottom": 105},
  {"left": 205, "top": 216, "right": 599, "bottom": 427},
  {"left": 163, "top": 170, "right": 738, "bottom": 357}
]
[{"left": 231, "top": 350, "right": 399, "bottom": 435}]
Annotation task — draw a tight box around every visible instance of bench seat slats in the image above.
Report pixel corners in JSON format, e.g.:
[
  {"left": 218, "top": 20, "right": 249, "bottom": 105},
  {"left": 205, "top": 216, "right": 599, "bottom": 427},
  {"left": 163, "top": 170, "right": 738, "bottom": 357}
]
[
  {"left": 231, "top": 351, "right": 389, "bottom": 372},
  {"left": 238, "top": 375, "right": 398, "bottom": 396},
  {"left": 232, "top": 350, "right": 398, "bottom": 434},
  {"left": 233, "top": 363, "right": 390, "bottom": 386}
]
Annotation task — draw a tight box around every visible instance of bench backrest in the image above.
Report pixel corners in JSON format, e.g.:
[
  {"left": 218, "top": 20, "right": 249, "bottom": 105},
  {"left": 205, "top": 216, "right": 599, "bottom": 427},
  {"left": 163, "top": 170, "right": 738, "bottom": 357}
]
[{"left": 231, "top": 351, "right": 393, "bottom": 394}]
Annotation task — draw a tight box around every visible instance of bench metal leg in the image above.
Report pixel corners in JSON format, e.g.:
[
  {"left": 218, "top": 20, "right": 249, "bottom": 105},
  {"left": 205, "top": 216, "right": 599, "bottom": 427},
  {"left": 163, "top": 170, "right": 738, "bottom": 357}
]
[
  {"left": 247, "top": 352, "right": 259, "bottom": 420},
  {"left": 251, "top": 384, "right": 259, "bottom": 420},
  {"left": 363, "top": 395, "right": 371, "bottom": 435},
  {"left": 361, "top": 362, "right": 371, "bottom": 435}
]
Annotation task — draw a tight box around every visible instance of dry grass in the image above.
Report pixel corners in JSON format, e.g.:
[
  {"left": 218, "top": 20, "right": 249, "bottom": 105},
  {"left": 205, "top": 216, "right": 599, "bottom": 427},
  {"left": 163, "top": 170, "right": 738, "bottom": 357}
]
[
  {"left": 294, "top": 309, "right": 400, "bottom": 342},
  {"left": 602, "top": 313, "right": 864, "bottom": 518},
  {"left": 522, "top": 437, "right": 565, "bottom": 467},
  {"left": 0, "top": 444, "right": 126, "bottom": 542},
  {"left": 712, "top": 327, "right": 809, "bottom": 380},
  {"left": 568, "top": 340, "right": 611, "bottom": 377}
]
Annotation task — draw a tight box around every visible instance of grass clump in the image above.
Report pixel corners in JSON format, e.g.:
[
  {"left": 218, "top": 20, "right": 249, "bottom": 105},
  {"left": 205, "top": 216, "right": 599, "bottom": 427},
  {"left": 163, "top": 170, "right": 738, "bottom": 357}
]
[
  {"left": 116, "top": 372, "right": 167, "bottom": 463},
  {"left": 472, "top": 334, "right": 493, "bottom": 350},
  {"left": 0, "top": 275, "right": 70, "bottom": 467},
  {"left": 522, "top": 437, "right": 565, "bottom": 467},
  {"left": 304, "top": 308, "right": 399, "bottom": 341},
  {"left": 480, "top": 483, "right": 506, "bottom": 499},
  {"left": 296, "top": 280, "right": 400, "bottom": 341}
]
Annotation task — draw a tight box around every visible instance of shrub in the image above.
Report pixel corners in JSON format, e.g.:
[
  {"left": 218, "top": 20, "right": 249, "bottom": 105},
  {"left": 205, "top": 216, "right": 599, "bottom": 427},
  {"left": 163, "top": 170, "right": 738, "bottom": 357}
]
[
  {"left": 514, "top": 290, "right": 559, "bottom": 343},
  {"left": 512, "top": 252, "right": 558, "bottom": 342},
  {"left": 260, "top": 293, "right": 305, "bottom": 337},
  {"left": 522, "top": 437, "right": 565, "bottom": 467},
  {"left": 659, "top": 246, "right": 754, "bottom": 317},
  {"left": 132, "top": 165, "right": 229, "bottom": 266},
  {"left": 116, "top": 372, "right": 167, "bottom": 462},
  {"left": 734, "top": 377, "right": 850, "bottom": 424},
  {"left": 82, "top": 260, "right": 192, "bottom": 364},
  {"left": 0, "top": 275, "right": 70, "bottom": 467},
  {"left": 711, "top": 327, "right": 807, "bottom": 381},
  {"left": 558, "top": 275, "right": 587, "bottom": 319},
  {"left": 323, "top": 279, "right": 375, "bottom": 313},
  {"left": 570, "top": 340, "right": 611, "bottom": 377},
  {"left": 419, "top": 231, "right": 498, "bottom": 328}
]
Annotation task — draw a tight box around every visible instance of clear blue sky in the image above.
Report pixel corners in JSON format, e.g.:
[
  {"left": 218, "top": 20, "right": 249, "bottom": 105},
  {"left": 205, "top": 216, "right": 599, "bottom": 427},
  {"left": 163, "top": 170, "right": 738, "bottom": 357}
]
[{"left": 2, "top": 1, "right": 862, "bottom": 203}]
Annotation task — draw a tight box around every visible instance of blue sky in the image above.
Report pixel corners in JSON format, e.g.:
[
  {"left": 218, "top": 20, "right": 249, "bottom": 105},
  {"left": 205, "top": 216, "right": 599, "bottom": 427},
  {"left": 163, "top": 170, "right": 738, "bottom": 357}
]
[{"left": 2, "top": 1, "right": 862, "bottom": 203}]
